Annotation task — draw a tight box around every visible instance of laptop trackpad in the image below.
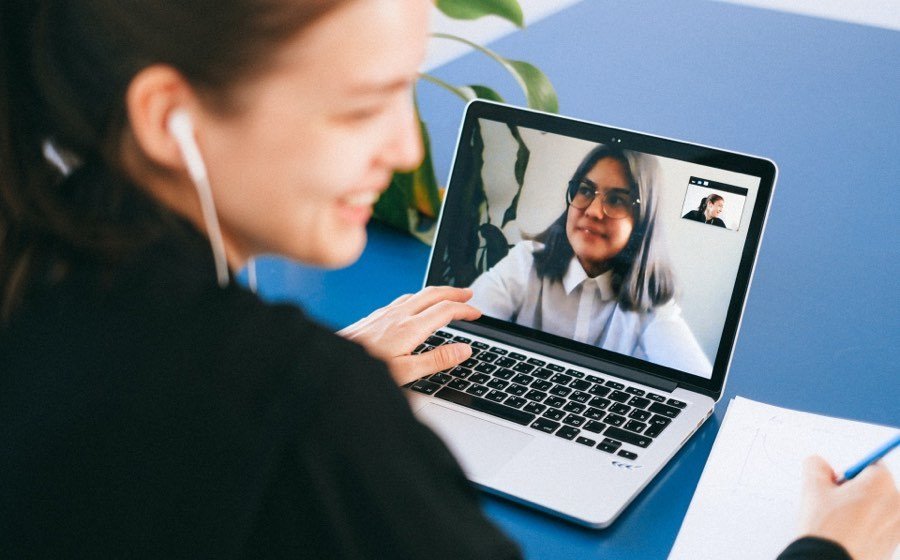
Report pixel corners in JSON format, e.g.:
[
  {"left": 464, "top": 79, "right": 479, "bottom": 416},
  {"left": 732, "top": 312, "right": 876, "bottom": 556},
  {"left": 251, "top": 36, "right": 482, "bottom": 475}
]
[{"left": 417, "top": 403, "right": 534, "bottom": 480}]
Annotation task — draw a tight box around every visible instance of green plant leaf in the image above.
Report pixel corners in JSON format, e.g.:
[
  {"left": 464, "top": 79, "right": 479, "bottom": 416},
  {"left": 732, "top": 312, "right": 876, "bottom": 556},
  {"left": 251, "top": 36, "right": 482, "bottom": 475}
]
[
  {"left": 507, "top": 60, "right": 558, "bottom": 113},
  {"left": 435, "top": 0, "right": 524, "bottom": 28},
  {"left": 502, "top": 124, "right": 530, "bottom": 227},
  {"left": 432, "top": 34, "right": 559, "bottom": 114},
  {"left": 462, "top": 85, "right": 505, "bottom": 103},
  {"left": 373, "top": 172, "right": 413, "bottom": 232},
  {"left": 478, "top": 223, "right": 510, "bottom": 269}
]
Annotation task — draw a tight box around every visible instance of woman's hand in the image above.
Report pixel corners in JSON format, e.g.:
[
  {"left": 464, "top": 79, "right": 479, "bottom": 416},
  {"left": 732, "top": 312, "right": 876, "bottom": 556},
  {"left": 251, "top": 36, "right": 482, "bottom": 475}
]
[
  {"left": 338, "top": 286, "right": 482, "bottom": 385},
  {"left": 797, "top": 455, "right": 900, "bottom": 560}
]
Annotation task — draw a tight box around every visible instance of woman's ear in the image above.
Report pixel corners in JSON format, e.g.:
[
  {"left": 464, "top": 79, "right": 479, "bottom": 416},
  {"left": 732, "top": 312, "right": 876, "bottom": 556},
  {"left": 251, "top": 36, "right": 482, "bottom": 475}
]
[{"left": 124, "top": 65, "right": 197, "bottom": 172}]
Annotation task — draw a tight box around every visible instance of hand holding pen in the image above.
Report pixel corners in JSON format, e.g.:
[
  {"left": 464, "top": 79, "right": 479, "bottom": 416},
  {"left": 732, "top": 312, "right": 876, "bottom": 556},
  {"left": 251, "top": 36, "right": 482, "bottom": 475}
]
[{"left": 797, "top": 434, "right": 900, "bottom": 560}]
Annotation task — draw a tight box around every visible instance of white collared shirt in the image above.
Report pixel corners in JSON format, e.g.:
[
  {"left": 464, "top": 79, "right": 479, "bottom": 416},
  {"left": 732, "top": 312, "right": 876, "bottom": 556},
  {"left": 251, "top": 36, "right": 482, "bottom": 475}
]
[{"left": 469, "top": 241, "right": 713, "bottom": 378}]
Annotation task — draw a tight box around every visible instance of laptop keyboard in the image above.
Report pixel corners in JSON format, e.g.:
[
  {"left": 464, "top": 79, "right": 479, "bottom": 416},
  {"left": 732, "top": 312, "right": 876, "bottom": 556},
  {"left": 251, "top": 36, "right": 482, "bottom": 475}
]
[{"left": 406, "top": 330, "right": 689, "bottom": 462}]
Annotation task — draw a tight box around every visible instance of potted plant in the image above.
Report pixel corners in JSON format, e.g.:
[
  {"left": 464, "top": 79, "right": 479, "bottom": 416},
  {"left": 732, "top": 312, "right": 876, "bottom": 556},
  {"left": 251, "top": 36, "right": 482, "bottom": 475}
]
[{"left": 372, "top": 0, "right": 559, "bottom": 257}]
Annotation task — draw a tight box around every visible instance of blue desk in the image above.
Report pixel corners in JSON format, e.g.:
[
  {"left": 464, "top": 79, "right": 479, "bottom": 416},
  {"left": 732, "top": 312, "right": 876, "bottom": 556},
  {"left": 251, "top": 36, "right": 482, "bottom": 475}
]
[{"left": 252, "top": 1, "right": 899, "bottom": 557}]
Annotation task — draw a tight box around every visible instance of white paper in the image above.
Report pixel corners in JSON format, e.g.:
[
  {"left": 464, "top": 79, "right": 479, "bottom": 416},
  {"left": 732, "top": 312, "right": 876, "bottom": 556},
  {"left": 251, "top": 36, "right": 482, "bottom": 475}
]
[{"left": 669, "top": 396, "right": 900, "bottom": 560}]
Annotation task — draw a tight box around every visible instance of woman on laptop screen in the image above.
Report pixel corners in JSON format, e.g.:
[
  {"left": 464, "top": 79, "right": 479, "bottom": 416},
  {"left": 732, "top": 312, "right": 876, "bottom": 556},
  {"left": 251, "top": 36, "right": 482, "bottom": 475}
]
[{"left": 469, "top": 145, "right": 712, "bottom": 376}]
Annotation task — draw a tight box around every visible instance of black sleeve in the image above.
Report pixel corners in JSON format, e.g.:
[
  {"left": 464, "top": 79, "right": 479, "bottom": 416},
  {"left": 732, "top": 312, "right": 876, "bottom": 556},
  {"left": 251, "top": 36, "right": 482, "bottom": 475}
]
[
  {"left": 777, "top": 537, "right": 852, "bottom": 560},
  {"left": 243, "top": 326, "right": 522, "bottom": 560}
]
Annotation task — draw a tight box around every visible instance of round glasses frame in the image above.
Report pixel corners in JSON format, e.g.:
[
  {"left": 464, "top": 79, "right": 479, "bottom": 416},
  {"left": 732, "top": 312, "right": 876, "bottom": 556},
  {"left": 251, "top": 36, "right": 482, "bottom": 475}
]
[{"left": 566, "top": 179, "right": 640, "bottom": 219}]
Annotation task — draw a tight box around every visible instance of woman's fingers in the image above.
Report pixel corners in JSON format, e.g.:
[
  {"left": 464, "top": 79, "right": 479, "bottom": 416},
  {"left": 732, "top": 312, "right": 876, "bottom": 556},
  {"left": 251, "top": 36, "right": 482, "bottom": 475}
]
[
  {"left": 389, "top": 342, "right": 472, "bottom": 385},
  {"left": 397, "top": 286, "right": 474, "bottom": 314},
  {"left": 412, "top": 300, "right": 482, "bottom": 336}
]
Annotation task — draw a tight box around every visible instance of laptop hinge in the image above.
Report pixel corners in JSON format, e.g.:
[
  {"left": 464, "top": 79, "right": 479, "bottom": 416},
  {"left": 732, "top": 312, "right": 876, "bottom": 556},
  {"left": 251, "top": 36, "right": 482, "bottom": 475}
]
[{"left": 448, "top": 320, "right": 678, "bottom": 394}]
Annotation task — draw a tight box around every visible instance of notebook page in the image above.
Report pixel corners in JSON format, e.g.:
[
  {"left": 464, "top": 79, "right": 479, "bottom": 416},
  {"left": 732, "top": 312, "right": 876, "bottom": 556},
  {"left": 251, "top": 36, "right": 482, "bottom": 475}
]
[{"left": 669, "top": 396, "right": 900, "bottom": 560}]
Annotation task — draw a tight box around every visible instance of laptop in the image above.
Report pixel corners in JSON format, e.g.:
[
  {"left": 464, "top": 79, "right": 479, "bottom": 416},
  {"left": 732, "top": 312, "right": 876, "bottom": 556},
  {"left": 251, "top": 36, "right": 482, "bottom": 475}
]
[{"left": 405, "top": 100, "right": 777, "bottom": 528}]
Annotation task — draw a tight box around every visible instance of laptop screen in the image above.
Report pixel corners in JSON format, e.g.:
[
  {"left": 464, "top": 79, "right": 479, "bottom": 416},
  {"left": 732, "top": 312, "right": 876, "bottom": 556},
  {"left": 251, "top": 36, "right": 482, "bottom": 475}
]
[{"left": 427, "top": 101, "right": 776, "bottom": 395}]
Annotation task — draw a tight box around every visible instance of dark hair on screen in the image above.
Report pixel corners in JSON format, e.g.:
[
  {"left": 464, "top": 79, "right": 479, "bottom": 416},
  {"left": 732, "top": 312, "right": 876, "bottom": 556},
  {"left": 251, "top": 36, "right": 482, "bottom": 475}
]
[
  {"left": 698, "top": 193, "right": 724, "bottom": 213},
  {"left": 0, "top": 0, "right": 347, "bottom": 323},
  {"left": 532, "top": 145, "right": 676, "bottom": 312}
]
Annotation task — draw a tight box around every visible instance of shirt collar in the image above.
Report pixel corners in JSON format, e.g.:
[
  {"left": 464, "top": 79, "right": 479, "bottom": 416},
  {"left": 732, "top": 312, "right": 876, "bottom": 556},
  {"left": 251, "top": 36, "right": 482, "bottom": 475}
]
[{"left": 562, "top": 257, "right": 615, "bottom": 300}]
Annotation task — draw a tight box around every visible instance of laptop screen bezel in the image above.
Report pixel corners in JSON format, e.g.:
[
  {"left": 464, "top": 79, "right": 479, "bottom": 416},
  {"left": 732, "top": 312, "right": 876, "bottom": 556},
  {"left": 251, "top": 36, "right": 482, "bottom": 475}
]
[{"left": 425, "top": 100, "right": 776, "bottom": 399}]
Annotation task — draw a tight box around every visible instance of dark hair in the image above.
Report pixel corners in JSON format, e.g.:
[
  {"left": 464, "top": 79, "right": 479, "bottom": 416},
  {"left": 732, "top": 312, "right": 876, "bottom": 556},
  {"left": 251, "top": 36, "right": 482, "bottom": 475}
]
[
  {"left": 533, "top": 144, "right": 675, "bottom": 312},
  {"left": 698, "top": 193, "right": 724, "bottom": 213},
  {"left": 0, "top": 0, "right": 347, "bottom": 322}
]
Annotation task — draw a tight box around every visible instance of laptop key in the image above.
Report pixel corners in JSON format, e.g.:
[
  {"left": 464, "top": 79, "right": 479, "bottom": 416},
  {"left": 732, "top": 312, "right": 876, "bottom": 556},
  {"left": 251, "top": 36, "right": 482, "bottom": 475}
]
[
  {"left": 450, "top": 366, "right": 472, "bottom": 378},
  {"left": 485, "top": 390, "right": 507, "bottom": 403},
  {"left": 511, "top": 373, "right": 533, "bottom": 385},
  {"left": 624, "top": 420, "right": 647, "bottom": 434},
  {"left": 530, "top": 379, "right": 552, "bottom": 392},
  {"left": 504, "top": 396, "right": 527, "bottom": 408},
  {"left": 494, "top": 368, "right": 515, "bottom": 380},
  {"left": 562, "top": 414, "right": 586, "bottom": 427},
  {"left": 584, "top": 420, "right": 605, "bottom": 434},
  {"left": 435, "top": 387, "right": 536, "bottom": 426},
  {"left": 647, "top": 392, "right": 666, "bottom": 402},
  {"left": 490, "top": 346, "right": 508, "bottom": 355},
  {"left": 570, "top": 391, "right": 591, "bottom": 404},
  {"left": 549, "top": 385, "right": 572, "bottom": 398},
  {"left": 452, "top": 335, "right": 472, "bottom": 343},
  {"left": 648, "top": 402, "right": 682, "bottom": 418},
  {"left": 585, "top": 408, "right": 605, "bottom": 421},
  {"left": 495, "top": 357, "right": 516, "bottom": 368},
  {"left": 531, "top": 418, "right": 560, "bottom": 434},
  {"left": 588, "top": 397, "right": 611, "bottom": 409},
  {"left": 550, "top": 373, "right": 573, "bottom": 385},
  {"left": 628, "top": 396, "right": 651, "bottom": 409},
  {"left": 429, "top": 372, "right": 452, "bottom": 385},
  {"left": 461, "top": 358, "right": 479, "bottom": 368},
  {"left": 589, "top": 385, "right": 611, "bottom": 397},
  {"left": 547, "top": 363, "right": 565, "bottom": 372},
  {"left": 617, "top": 450, "right": 638, "bottom": 460},
  {"left": 586, "top": 374, "right": 604, "bottom": 384},
  {"left": 527, "top": 357, "right": 546, "bottom": 367},
  {"left": 605, "top": 381, "right": 625, "bottom": 390},
  {"left": 487, "top": 378, "right": 508, "bottom": 390},
  {"left": 506, "top": 384, "right": 528, "bottom": 396},
  {"left": 524, "top": 389, "right": 547, "bottom": 402},
  {"left": 556, "top": 426, "right": 580, "bottom": 440},
  {"left": 598, "top": 442, "right": 619, "bottom": 453},
  {"left": 576, "top": 436, "right": 596, "bottom": 447},
  {"left": 448, "top": 378, "right": 470, "bottom": 391},
  {"left": 469, "top": 373, "right": 490, "bottom": 385},
  {"left": 474, "top": 362, "right": 497, "bottom": 374},
  {"left": 604, "top": 414, "right": 626, "bottom": 427},
  {"left": 545, "top": 396, "right": 566, "bottom": 409},
  {"left": 563, "top": 401, "right": 586, "bottom": 414},
  {"left": 426, "top": 335, "right": 447, "bottom": 346},
  {"left": 610, "top": 403, "right": 631, "bottom": 415},
  {"left": 644, "top": 423, "right": 666, "bottom": 438},
  {"left": 465, "top": 384, "right": 488, "bottom": 397},
  {"left": 479, "top": 352, "right": 499, "bottom": 364},
  {"left": 570, "top": 379, "right": 591, "bottom": 391},
  {"left": 628, "top": 409, "right": 651, "bottom": 421},
  {"left": 542, "top": 408, "right": 565, "bottom": 421},
  {"left": 667, "top": 398, "right": 687, "bottom": 409},
  {"left": 513, "top": 362, "right": 535, "bottom": 374},
  {"left": 604, "top": 426, "right": 652, "bottom": 448},
  {"left": 471, "top": 340, "right": 490, "bottom": 350},
  {"left": 609, "top": 390, "right": 630, "bottom": 403},
  {"left": 434, "top": 330, "right": 453, "bottom": 339},
  {"left": 509, "top": 352, "right": 527, "bottom": 361},
  {"left": 532, "top": 368, "right": 553, "bottom": 380},
  {"left": 523, "top": 402, "right": 547, "bottom": 415},
  {"left": 566, "top": 369, "right": 585, "bottom": 379},
  {"left": 625, "top": 387, "right": 645, "bottom": 396},
  {"left": 649, "top": 414, "right": 672, "bottom": 427},
  {"left": 410, "top": 380, "right": 441, "bottom": 395}
]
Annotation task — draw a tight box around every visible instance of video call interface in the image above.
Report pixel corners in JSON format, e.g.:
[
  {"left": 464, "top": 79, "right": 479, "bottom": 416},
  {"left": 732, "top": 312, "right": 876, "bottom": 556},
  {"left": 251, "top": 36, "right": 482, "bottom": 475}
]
[{"left": 436, "top": 119, "right": 763, "bottom": 380}]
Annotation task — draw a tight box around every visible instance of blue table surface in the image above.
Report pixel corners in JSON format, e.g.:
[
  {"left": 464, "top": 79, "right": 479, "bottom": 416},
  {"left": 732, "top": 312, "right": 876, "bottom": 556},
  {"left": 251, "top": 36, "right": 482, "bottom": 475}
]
[{"left": 249, "top": 1, "right": 899, "bottom": 558}]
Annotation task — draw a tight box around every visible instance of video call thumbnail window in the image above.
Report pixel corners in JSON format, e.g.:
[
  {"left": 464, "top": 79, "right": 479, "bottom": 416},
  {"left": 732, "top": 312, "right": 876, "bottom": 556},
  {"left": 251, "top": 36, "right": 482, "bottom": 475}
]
[
  {"left": 437, "top": 119, "right": 761, "bottom": 380},
  {"left": 680, "top": 177, "right": 749, "bottom": 231}
]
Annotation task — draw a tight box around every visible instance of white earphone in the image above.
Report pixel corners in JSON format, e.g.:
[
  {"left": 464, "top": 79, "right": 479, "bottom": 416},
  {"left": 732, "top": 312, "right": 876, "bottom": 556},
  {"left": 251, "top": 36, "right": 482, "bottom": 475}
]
[{"left": 167, "top": 109, "right": 231, "bottom": 288}]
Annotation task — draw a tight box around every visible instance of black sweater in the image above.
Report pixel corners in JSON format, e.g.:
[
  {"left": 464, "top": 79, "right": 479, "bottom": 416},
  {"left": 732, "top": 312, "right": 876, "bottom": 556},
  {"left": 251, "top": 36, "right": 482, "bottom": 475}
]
[{"left": 0, "top": 164, "right": 850, "bottom": 559}]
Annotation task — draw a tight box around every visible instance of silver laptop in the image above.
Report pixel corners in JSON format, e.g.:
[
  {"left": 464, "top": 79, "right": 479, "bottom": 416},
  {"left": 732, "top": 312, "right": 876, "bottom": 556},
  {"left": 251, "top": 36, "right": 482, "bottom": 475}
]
[{"left": 405, "top": 100, "right": 777, "bottom": 528}]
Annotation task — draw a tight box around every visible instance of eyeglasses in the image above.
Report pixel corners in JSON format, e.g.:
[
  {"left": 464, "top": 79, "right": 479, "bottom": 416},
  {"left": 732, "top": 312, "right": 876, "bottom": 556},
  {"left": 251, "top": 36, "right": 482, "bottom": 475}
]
[{"left": 566, "top": 179, "right": 639, "bottom": 219}]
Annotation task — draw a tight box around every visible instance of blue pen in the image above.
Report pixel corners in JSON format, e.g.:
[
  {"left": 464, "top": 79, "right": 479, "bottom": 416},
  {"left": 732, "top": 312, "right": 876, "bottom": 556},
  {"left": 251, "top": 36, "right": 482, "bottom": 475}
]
[{"left": 835, "top": 433, "right": 900, "bottom": 484}]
